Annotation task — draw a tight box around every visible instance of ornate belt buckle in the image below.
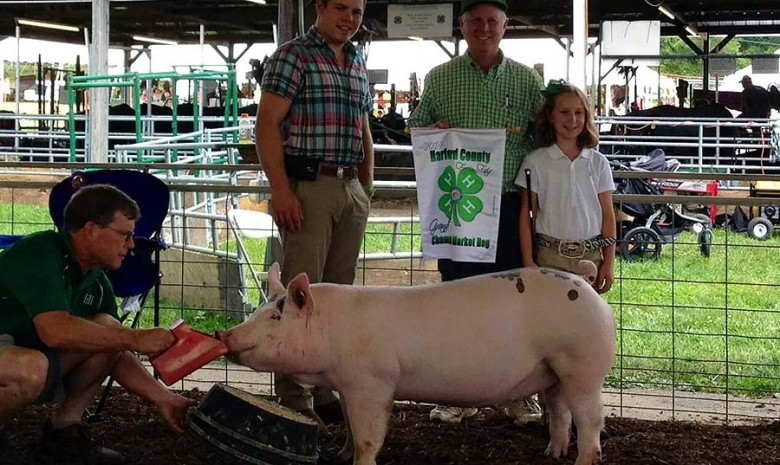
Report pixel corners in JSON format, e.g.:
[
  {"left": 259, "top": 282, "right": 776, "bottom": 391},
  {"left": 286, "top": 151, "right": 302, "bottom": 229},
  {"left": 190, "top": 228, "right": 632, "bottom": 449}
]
[
  {"left": 337, "top": 165, "right": 344, "bottom": 179},
  {"left": 558, "top": 241, "right": 585, "bottom": 259}
]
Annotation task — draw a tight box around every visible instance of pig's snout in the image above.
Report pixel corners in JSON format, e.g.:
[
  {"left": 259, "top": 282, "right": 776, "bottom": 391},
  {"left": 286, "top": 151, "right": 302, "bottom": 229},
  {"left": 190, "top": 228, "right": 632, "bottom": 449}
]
[
  {"left": 215, "top": 330, "right": 235, "bottom": 349},
  {"left": 215, "top": 330, "right": 242, "bottom": 363}
]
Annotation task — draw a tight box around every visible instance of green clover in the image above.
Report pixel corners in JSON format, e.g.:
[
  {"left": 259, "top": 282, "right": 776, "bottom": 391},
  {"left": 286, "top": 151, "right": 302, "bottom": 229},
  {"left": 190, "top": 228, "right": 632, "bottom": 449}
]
[{"left": 437, "top": 166, "right": 484, "bottom": 227}]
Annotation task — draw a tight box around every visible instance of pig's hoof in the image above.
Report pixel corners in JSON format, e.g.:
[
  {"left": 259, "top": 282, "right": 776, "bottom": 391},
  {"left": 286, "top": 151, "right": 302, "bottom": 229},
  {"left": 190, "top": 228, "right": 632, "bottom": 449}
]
[{"left": 544, "top": 441, "right": 569, "bottom": 459}]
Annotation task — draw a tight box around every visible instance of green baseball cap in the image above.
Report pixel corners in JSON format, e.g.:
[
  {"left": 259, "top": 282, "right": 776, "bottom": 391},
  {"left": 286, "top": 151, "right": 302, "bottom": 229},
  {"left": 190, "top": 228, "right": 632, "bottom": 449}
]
[{"left": 460, "top": 0, "right": 507, "bottom": 14}]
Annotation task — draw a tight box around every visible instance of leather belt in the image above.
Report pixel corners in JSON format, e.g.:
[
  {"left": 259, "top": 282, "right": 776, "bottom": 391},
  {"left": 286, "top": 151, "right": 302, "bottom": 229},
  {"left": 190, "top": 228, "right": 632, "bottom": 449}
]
[
  {"left": 537, "top": 233, "right": 616, "bottom": 259},
  {"left": 319, "top": 163, "right": 358, "bottom": 180}
]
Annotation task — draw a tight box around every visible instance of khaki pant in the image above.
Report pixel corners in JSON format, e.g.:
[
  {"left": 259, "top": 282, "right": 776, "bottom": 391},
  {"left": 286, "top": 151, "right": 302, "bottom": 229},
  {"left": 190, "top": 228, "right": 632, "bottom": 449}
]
[
  {"left": 536, "top": 244, "right": 603, "bottom": 276},
  {"left": 275, "top": 174, "right": 370, "bottom": 411}
]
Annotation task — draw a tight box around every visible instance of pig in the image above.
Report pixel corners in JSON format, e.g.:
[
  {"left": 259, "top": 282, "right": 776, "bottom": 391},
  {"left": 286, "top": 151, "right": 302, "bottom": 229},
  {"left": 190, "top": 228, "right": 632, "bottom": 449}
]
[{"left": 218, "top": 261, "right": 615, "bottom": 465}]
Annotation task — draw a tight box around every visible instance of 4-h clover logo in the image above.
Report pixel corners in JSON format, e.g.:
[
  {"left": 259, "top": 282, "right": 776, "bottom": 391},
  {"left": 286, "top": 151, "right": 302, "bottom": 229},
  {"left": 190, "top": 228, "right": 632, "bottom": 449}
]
[{"left": 437, "top": 166, "right": 484, "bottom": 227}]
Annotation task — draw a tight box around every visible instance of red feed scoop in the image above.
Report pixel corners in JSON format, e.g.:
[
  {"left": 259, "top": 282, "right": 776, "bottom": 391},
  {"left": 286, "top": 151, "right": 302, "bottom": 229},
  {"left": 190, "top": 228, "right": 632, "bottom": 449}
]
[{"left": 150, "top": 319, "right": 228, "bottom": 386}]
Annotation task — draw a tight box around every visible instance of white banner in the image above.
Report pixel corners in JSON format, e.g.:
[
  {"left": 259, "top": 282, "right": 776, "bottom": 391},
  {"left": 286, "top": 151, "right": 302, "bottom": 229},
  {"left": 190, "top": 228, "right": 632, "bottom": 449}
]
[
  {"left": 386, "top": 4, "right": 452, "bottom": 40},
  {"left": 411, "top": 128, "right": 506, "bottom": 263}
]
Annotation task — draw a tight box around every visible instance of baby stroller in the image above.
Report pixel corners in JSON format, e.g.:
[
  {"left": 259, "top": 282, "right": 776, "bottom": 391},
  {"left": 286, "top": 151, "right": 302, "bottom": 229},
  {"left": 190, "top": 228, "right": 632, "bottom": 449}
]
[{"left": 612, "top": 149, "right": 713, "bottom": 262}]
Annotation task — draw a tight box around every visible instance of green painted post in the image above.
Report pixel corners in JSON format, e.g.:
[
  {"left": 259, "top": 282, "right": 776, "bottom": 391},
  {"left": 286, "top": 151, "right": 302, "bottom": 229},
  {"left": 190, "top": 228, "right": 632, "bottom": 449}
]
[{"left": 67, "top": 72, "right": 77, "bottom": 163}]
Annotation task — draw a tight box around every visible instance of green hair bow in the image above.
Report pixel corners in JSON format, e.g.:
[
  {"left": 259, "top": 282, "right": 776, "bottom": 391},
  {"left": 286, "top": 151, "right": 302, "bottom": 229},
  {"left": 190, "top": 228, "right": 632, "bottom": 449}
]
[{"left": 541, "top": 79, "right": 568, "bottom": 98}]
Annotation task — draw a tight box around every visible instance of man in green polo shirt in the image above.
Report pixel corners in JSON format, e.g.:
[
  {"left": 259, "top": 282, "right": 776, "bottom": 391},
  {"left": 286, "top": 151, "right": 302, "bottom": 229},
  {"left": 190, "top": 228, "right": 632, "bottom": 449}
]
[
  {"left": 0, "top": 184, "right": 194, "bottom": 464},
  {"left": 408, "top": 0, "right": 544, "bottom": 424}
]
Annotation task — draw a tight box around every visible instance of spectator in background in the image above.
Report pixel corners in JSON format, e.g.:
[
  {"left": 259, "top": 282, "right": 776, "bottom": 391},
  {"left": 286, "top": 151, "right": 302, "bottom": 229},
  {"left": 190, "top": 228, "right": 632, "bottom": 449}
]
[
  {"left": 740, "top": 75, "right": 771, "bottom": 120},
  {"left": 161, "top": 81, "right": 173, "bottom": 108},
  {"left": 408, "top": 0, "right": 544, "bottom": 425}
]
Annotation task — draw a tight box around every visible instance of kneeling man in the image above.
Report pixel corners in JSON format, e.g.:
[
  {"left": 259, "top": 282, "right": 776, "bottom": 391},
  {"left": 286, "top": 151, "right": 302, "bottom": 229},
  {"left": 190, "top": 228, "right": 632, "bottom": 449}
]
[{"left": 0, "top": 184, "right": 194, "bottom": 464}]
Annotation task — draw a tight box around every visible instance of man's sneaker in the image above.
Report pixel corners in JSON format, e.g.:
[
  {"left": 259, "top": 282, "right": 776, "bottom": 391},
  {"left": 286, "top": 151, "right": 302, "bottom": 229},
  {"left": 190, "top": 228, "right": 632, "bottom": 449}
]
[
  {"left": 33, "top": 420, "right": 125, "bottom": 465},
  {"left": 502, "top": 395, "right": 543, "bottom": 425},
  {"left": 429, "top": 406, "right": 478, "bottom": 424}
]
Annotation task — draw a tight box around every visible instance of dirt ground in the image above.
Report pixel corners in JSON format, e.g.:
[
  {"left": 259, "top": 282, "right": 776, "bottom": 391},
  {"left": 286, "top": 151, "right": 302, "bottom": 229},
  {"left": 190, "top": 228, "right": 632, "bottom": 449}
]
[{"left": 4, "top": 388, "right": 780, "bottom": 465}]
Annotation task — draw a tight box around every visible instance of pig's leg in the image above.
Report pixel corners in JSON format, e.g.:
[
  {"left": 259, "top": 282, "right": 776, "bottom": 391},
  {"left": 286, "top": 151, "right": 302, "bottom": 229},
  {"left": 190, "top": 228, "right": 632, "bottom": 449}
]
[
  {"left": 542, "top": 382, "right": 572, "bottom": 458},
  {"left": 336, "top": 397, "right": 354, "bottom": 461},
  {"left": 340, "top": 390, "right": 394, "bottom": 465},
  {"left": 564, "top": 384, "right": 604, "bottom": 465}
]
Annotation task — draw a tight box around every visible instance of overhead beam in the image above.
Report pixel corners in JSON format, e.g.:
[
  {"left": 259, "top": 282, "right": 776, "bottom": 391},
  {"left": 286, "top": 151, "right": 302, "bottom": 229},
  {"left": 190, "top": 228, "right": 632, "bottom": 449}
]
[
  {"left": 510, "top": 15, "right": 561, "bottom": 37},
  {"left": 710, "top": 34, "right": 735, "bottom": 54}
]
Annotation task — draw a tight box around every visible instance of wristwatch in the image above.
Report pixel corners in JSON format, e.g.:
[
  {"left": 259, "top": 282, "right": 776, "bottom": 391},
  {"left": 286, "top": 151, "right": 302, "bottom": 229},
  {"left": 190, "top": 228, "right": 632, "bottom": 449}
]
[{"left": 363, "top": 184, "right": 376, "bottom": 197}]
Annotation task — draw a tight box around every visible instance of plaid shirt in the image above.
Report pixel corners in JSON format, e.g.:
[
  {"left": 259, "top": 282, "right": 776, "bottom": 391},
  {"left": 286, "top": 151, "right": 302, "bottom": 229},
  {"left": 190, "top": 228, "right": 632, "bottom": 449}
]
[
  {"left": 409, "top": 52, "right": 544, "bottom": 192},
  {"left": 261, "top": 26, "right": 372, "bottom": 166}
]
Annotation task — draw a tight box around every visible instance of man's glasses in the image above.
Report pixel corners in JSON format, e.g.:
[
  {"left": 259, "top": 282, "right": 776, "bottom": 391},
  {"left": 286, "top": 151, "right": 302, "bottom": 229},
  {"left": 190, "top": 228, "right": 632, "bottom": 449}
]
[{"left": 103, "top": 225, "right": 135, "bottom": 242}]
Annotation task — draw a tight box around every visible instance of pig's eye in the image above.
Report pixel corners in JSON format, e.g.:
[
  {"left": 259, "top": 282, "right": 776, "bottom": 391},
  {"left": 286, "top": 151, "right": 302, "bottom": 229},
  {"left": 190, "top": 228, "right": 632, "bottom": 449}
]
[{"left": 270, "top": 313, "right": 281, "bottom": 321}]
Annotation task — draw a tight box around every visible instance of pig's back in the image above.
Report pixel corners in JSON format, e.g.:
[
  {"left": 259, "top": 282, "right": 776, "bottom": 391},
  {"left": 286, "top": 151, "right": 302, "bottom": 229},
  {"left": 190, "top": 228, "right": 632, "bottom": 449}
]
[
  {"left": 328, "top": 268, "right": 614, "bottom": 402},
  {"left": 355, "top": 267, "right": 612, "bottom": 339}
]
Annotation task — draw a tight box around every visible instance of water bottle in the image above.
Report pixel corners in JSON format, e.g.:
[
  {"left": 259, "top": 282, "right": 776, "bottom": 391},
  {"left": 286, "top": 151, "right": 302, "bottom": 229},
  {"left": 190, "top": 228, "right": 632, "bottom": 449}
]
[{"left": 238, "top": 113, "right": 253, "bottom": 144}]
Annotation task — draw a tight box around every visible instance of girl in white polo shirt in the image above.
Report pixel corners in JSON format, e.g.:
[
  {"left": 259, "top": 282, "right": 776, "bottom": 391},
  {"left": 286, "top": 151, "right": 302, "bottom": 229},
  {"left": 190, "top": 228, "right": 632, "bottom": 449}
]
[{"left": 516, "top": 81, "right": 616, "bottom": 294}]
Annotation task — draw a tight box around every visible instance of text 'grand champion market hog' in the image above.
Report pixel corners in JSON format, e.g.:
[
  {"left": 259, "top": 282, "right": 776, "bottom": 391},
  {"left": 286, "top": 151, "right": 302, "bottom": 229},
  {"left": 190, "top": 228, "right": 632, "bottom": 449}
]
[{"left": 218, "top": 262, "right": 616, "bottom": 465}]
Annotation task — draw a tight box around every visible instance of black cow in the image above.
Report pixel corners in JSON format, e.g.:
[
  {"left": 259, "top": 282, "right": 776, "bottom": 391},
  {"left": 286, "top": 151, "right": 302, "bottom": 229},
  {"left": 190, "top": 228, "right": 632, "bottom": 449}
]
[
  {"left": 0, "top": 110, "right": 14, "bottom": 147},
  {"left": 0, "top": 110, "right": 74, "bottom": 161},
  {"left": 610, "top": 103, "right": 739, "bottom": 166},
  {"left": 72, "top": 102, "right": 260, "bottom": 150},
  {"left": 369, "top": 110, "right": 415, "bottom": 181}
]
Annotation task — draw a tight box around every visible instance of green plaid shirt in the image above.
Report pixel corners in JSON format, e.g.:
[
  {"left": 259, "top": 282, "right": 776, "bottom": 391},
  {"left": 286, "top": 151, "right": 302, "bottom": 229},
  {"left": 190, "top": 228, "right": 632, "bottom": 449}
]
[{"left": 409, "top": 52, "right": 544, "bottom": 192}]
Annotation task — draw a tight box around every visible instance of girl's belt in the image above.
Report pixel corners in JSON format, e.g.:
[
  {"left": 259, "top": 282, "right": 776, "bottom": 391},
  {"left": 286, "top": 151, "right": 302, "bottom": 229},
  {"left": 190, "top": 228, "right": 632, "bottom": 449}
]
[{"left": 537, "top": 233, "right": 616, "bottom": 259}]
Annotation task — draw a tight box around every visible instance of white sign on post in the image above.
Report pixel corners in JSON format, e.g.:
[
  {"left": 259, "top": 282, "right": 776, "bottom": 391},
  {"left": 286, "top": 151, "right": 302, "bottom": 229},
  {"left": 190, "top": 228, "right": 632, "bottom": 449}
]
[
  {"left": 709, "top": 57, "right": 737, "bottom": 76},
  {"left": 386, "top": 4, "right": 452, "bottom": 39},
  {"left": 752, "top": 58, "right": 780, "bottom": 75}
]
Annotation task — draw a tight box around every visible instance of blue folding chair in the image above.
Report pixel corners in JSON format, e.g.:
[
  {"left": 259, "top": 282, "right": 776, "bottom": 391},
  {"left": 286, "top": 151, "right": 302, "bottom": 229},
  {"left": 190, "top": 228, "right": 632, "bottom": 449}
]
[{"left": 0, "top": 169, "right": 170, "bottom": 419}]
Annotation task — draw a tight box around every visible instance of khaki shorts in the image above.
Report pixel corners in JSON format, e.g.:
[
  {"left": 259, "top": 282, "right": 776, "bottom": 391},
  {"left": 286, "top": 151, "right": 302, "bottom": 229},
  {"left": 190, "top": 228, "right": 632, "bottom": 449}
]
[
  {"left": 0, "top": 334, "right": 63, "bottom": 403},
  {"left": 536, "top": 245, "right": 604, "bottom": 276}
]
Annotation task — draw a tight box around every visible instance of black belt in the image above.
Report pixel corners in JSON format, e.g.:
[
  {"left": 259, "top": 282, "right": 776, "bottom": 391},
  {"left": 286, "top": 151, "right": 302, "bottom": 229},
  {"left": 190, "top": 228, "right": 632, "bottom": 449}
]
[
  {"left": 319, "top": 162, "right": 358, "bottom": 180},
  {"left": 537, "top": 233, "right": 616, "bottom": 259}
]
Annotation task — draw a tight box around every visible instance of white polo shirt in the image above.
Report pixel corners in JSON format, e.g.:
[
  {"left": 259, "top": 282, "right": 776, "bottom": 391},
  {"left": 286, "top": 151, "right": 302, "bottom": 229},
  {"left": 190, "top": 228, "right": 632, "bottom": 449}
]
[{"left": 515, "top": 144, "right": 615, "bottom": 241}]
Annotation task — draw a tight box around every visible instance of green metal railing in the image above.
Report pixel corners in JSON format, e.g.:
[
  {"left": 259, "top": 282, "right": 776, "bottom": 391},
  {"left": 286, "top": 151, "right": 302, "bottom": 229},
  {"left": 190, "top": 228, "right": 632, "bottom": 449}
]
[{"left": 66, "top": 65, "right": 239, "bottom": 163}]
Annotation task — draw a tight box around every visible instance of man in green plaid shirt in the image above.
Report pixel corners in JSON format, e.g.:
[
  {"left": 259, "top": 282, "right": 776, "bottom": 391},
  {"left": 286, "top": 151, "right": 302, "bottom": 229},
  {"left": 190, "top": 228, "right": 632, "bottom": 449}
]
[{"left": 407, "top": 0, "right": 544, "bottom": 425}]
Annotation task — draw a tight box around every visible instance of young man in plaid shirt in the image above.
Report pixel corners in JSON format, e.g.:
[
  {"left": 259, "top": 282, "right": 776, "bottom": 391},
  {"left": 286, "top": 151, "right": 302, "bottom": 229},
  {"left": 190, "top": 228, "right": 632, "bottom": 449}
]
[{"left": 255, "top": 0, "right": 374, "bottom": 429}]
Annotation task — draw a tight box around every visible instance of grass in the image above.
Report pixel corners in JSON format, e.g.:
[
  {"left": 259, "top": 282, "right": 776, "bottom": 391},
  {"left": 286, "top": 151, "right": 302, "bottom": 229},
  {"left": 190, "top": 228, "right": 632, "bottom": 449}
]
[
  {"left": 609, "top": 228, "right": 780, "bottom": 396},
  {"left": 0, "top": 203, "right": 54, "bottom": 235},
  {"left": 3, "top": 202, "right": 780, "bottom": 397}
]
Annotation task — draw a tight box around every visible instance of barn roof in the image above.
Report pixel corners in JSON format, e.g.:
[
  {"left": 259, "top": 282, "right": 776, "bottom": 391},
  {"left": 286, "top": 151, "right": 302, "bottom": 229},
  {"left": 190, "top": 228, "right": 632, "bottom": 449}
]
[{"left": 0, "top": 0, "right": 777, "bottom": 48}]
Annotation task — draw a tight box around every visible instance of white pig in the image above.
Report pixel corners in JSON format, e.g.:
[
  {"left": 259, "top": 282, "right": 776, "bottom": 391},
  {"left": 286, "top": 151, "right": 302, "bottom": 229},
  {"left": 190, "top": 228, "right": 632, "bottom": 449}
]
[{"left": 218, "top": 262, "right": 615, "bottom": 465}]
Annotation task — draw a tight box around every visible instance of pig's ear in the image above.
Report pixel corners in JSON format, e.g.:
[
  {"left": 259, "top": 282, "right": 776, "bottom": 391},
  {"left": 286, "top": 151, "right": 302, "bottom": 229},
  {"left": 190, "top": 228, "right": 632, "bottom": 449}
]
[
  {"left": 268, "top": 262, "right": 285, "bottom": 297},
  {"left": 287, "top": 273, "right": 314, "bottom": 317}
]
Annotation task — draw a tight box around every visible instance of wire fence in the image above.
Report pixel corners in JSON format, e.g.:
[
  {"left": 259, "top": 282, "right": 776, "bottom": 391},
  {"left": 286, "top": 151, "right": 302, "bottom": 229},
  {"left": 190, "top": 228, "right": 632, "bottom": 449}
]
[{"left": 1, "top": 164, "right": 780, "bottom": 424}]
